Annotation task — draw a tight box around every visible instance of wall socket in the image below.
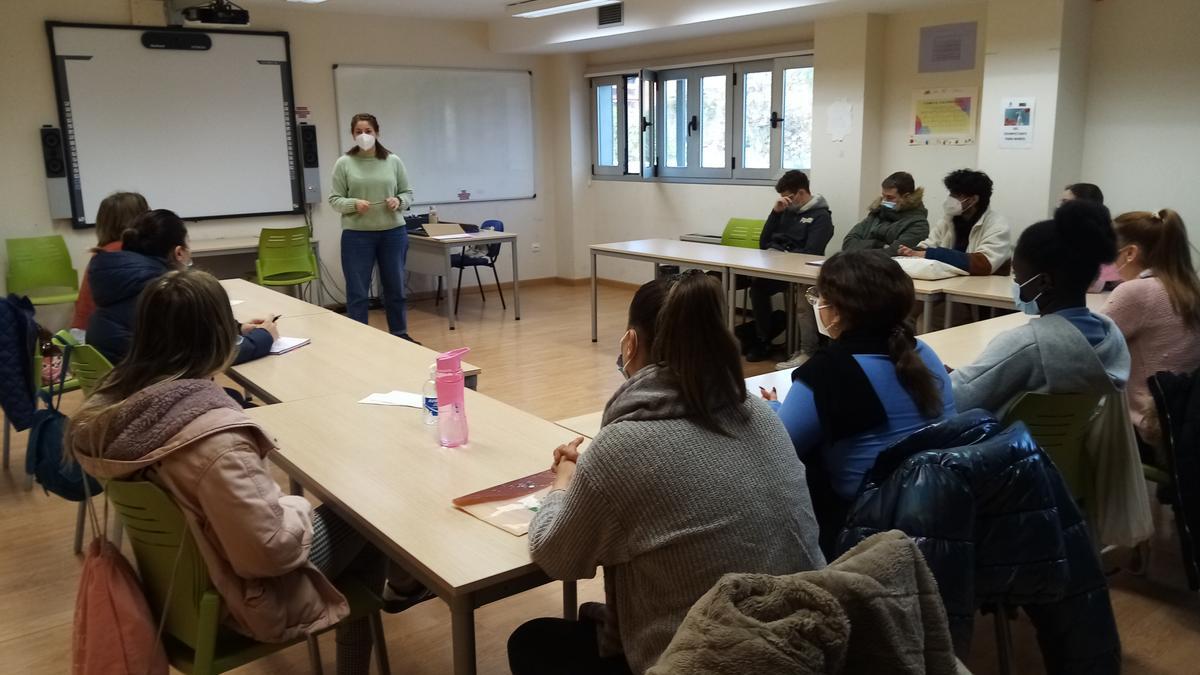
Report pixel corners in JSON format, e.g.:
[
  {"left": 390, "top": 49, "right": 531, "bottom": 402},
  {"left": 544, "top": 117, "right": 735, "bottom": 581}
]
[{"left": 531, "top": 243, "right": 542, "bottom": 253}]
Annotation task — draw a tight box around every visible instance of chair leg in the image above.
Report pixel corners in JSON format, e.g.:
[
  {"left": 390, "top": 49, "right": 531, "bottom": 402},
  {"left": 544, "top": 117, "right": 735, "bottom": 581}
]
[
  {"left": 474, "top": 267, "right": 486, "bottom": 303},
  {"left": 454, "top": 267, "right": 465, "bottom": 316},
  {"left": 435, "top": 277, "right": 443, "bottom": 306},
  {"left": 491, "top": 266, "right": 506, "bottom": 310},
  {"left": 307, "top": 634, "right": 324, "bottom": 675},
  {"left": 993, "top": 608, "right": 1013, "bottom": 675},
  {"left": 74, "top": 501, "right": 87, "bottom": 555},
  {"left": 369, "top": 611, "right": 392, "bottom": 675},
  {"left": 111, "top": 518, "right": 124, "bottom": 551}
]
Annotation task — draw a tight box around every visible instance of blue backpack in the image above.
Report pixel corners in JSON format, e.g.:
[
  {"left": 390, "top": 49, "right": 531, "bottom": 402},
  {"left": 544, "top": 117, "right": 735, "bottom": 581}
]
[
  {"left": 0, "top": 294, "right": 38, "bottom": 431},
  {"left": 26, "top": 344, "right": 102, "bottom": 502}
]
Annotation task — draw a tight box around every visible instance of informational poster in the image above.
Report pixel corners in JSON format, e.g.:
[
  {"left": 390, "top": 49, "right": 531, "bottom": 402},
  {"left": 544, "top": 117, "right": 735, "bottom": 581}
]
[
  {"left": 827, "top": 99, "right": 853, "bottom": 142},
  {"left": 1000, "top": 97, "right": 1035, "bottom": 149},
  {"left": 919, "top": 22, "right": 978, "bottom": 73},
  {"left": 909, "top": 87, "right": 977, "bottom": 146}
]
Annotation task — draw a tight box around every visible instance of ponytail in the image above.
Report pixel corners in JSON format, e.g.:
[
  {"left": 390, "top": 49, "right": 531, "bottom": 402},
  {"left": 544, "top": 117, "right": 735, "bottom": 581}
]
[
  {"left": 651, "top": 270, "right": 747, "bottom": 435},
  {"left": 1115, "top": 209, "right": 1200, "bottom": 331},
  {"left": 886, "top": 321, "right": 943, "bottom": 418},
  {"left": 121, "top": 209, "right": 188, "bottom": 261}
]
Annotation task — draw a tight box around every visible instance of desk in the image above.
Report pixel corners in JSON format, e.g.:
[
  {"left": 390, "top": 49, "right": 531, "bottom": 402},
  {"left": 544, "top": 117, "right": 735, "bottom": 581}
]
[
  {"left": 408, "top": 231, "right": 521, "bottom": 331},
  {"left": 221, "top": 278, "right": 332, "bottom": 323},
  {"left": 247, "top": 393, "right": 582, "bottom": 675},
  {"left": 227, "top": 311, "right": 480, "bottom": 404},
  {"left": 555, "top": 411, "right": 603, "bottom": 439},
  {"left": 940, "top": 275, "right": 1111, "bottom": 324}
]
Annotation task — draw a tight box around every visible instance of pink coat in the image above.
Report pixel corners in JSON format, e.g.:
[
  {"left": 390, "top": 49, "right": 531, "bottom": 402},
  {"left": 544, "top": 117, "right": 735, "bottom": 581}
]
[{"left": 73, "top": 381, "right": 349, "bottom": 643}]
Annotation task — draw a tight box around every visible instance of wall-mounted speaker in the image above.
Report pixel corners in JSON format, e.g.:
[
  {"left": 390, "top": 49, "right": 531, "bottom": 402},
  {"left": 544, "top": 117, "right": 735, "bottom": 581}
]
[
  {"left": 41, "top": 126, "right": 72, "bottom": 219},
  {"left": 297, "top": 123, "right": 321, "bottom": 204}
]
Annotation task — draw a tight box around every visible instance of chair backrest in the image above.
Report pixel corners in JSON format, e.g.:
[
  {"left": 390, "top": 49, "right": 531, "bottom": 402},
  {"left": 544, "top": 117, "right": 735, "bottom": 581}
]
[
  {"left": 106, "top": 480, "right": 217, "bottom": 651},
  {"left": 1001, "top": 392, "right": 1103, "bottom": 505},
  {"left": 5, "top": 235, "right": 79, "bottom": 296},
  {"left": 720, "top": 218, "right": 766, "bottom": 249},
  {"left": 480, "top": 219, "right": 504, "bottom": 261},
  {"left": 256, "top": 227, "right": 317, "bottom": 281},
  {"left": 54, "top": 330, "right": 112, "bottom": 396}
]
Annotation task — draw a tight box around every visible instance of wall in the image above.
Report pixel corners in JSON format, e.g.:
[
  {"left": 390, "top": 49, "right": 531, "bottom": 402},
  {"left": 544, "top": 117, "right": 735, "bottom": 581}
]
[
  {"left": 1081, "top": 0, "right": 1200, "bottom": 247},
  {"left": 0, "top": 0, "right": 557, "bottom": 298},
  {"left": 878, "top": 5, "right": 987, "bottom": 212}
]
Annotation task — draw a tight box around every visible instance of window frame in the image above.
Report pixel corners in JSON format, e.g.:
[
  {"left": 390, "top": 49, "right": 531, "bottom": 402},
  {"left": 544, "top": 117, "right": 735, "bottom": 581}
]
[
  {"left": 590, "top": 75, "right": 626, "bottom": 177},
  {"left": 656, "top": 65, "right": 734, "bottom": 180}
]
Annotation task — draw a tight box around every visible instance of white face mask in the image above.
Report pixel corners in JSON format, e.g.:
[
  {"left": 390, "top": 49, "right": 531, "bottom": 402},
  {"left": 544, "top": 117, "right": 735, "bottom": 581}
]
[
  {"left": 943, "top": 196, "right": 964, "bottom": 218},
  {"left": 813, "top": 304, "right": 832, "bottom": 337},
  {"left": 1010, "top": 274, "right": 1044, "bottom": 316},
  {"left": 355, "top": 133, "right": 376, "bottom": 151}
]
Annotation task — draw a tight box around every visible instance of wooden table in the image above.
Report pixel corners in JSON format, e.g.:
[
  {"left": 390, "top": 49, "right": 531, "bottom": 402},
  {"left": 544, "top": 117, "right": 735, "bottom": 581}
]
[
  {"left": 408, "top": 230, "right": 521, "bottom": 331},
  {"left": 247, "top": 393, "right": 582, "bottom": 675},
  {"left": 940, "top": 275, "right": 1111, "bottom": 325},
  {"left": 227, "top": 311, "right": 480, "bottom": 404},
  {"left": 221, "top": 278, "right": 332, "bottom": 324}
]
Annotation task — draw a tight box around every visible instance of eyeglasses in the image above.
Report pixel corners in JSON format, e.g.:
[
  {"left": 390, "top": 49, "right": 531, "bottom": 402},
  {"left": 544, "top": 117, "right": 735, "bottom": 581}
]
[{"left": 804, "top": 286, "right": 823, "bottom": 307}]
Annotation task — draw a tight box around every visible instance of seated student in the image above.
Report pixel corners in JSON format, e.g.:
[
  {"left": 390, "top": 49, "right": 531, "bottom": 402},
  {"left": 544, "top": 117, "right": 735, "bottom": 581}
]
[
  {"left": 509, "top": 271, "right": 823, "bottom": 675},
  {"left": 951, "top": 200, "right": 1128, "bottom": 416},
  {"left": 899, "top": 168, "right": 1011, "bottom": 276},
  {"left": 762, "top": 250, "right": 955, "bottom": 554},
  {"left": 86, "top": 209, "right": 278, "bottom": 366},
  {"left": 68, "top": 270, "right": 425, "bottom": 674},
  {"left": 744, "top": 170, "right": 833, "bottom": 364},
  {"left": 71, "top": 191, "right": 148, "bottom": 331},
  {"left": 841, "top": 171, "right": 930, "bottom": 256},
  {"left": 1101, "top": 209, "right": 1200, "bottom": 447},
  {"left": 1055, "top": 182, "right": 1122, "bottom": 293}
]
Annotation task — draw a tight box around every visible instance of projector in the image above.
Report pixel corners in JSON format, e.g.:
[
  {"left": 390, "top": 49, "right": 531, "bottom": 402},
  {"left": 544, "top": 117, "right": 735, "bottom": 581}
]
[{"left": 179, "top": 1, "right": 250, "bottom": 26}]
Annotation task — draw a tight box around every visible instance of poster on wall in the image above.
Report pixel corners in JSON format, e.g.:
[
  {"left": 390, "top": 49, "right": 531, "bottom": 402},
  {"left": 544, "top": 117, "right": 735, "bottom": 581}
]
[
  {"left": 909, "top": 87, "right": 977, "bottom": 146},
  {"left": 919, "top": 22, "right": 977, "bottom": 73},
  {"left": 1000, "top": 97, "right": 1035, "bottom": 149}
]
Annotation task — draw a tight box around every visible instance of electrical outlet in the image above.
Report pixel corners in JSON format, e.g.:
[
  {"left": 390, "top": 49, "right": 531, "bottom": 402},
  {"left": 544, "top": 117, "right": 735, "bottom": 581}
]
[{"left": 531, "top": 243, "right": 542, "bottom": 253}]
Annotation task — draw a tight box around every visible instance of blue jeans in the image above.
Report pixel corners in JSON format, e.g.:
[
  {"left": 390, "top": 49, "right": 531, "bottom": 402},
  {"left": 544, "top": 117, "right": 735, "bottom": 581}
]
[{"left": 341, "top": 227, "right": 409, "bottom": 336}]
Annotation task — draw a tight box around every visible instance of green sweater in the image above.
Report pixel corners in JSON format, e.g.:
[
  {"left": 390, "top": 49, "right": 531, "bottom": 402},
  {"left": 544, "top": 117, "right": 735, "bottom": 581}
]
[{"left": 328, "top": 152, "right": 415, "bottom": 231}]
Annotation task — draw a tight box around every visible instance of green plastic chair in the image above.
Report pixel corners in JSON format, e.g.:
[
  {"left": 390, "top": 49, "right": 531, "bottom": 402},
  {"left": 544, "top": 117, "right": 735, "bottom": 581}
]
[
  {"left": 255, "top": 227, "right": 319, "bottom": 301},
  {"left": 6, "top": 235, "right": 79, "bottom": 305},
  {"left": 720, "top": 218, "right": 767, "bottom": 249},
  {"left": 53, "top": 330, "right": 112, "bottom": 397},
  {"left": 1001, "top": 392, "right": 1104, "bottom": 509},
  {"left": 107, "top": 480, "right": 392, "bottom": 675}
]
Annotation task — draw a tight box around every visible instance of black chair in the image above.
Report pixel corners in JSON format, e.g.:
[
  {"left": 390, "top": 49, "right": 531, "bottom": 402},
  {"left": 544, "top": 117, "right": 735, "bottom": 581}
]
[{"left": 438, "top": 219, "right": 506, "bottom": 315}]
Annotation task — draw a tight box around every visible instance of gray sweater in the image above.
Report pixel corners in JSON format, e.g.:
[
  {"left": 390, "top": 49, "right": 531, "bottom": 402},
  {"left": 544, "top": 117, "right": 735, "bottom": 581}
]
[
  {"left": 951, "top": 312, "right": 1130, "bottom": 415},
  {"left": 529, "top": 365, "right": 824, "bottom": 674}
]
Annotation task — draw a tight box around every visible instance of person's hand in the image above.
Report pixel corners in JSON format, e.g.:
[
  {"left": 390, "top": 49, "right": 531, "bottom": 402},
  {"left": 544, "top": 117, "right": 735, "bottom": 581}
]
[
  {"left": 773, "top": 195, "right": 794, "bottom": 213},
  {"left": 355, "top": 199, "right": 371, "bottom": 215},
  {"left": 245, "top": 317, "right": 280, "bottom": 341},
  {"left": 553, "top": 436, "right": 585, "bottom": 469},
  {"left": 760, "top": 386, "right": 778, "bottom": 402},
  {"left": 898, "top": 245, "right": 926, "bottom": 258},
  {"left": 385, "top": 196, "right": 401, "bottom": 211}
]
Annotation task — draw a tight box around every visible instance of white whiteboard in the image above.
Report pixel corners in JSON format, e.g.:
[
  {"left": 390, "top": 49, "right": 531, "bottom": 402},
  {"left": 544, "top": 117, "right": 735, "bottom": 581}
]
[
  {"left": 333, "top": 65, "right": 536, "bottom": 205},
  {"left": 49, "top": 24, "right": 302, "bottom": 226}
]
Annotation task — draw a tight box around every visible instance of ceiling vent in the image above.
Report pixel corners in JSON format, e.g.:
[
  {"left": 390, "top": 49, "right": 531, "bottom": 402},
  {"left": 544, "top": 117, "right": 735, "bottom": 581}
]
[{"left": 598, "top": 2, "right": 623, "bottom": 28}]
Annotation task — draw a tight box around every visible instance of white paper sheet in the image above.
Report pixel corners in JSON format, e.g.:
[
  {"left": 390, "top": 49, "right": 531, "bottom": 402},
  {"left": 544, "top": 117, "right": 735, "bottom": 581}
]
[{"left": 357, "top": 391, "right": 424, "bottom": 408}]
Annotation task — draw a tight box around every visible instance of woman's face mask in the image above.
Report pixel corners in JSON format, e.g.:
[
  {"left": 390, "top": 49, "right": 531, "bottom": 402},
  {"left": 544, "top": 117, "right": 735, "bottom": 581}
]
[
  {"left": 1011, "top": 273, "right": 1044, "bottom": 316},
  {"left": 616, "top": 330, "right": 632, "bottom": 379},
  {"left": 355, "top": 132, "right": 376, "bottom": 151}
]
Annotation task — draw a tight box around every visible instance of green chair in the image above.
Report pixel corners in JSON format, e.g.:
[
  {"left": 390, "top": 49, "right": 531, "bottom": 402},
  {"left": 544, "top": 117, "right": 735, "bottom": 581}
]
[
  {"left": 720, "top": 217, "right": 767, "bottom": 249},
  {"left": 5, "top": 235, "right": 79, "bottom": 305},
  {"left": 107, "top": 480, "right": 391, "bottom": 675},
  {"left": 1001, "top": 392, "right": 1104, "bottom": 508},
  {"left": 255, "top": 227, "right": 321, "bottom": 305}
]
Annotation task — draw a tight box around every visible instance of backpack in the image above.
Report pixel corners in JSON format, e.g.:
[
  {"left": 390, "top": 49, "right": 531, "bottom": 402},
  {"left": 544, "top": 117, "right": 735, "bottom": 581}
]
[
  {"left": 26, "top": 344, "right": 103, "bottom": 502},
  {"left": 0, "top": 294, "right": 38, "bottom": 430},
  {"left": 73, "top": 537, "right": 169, "bottom": 675}
]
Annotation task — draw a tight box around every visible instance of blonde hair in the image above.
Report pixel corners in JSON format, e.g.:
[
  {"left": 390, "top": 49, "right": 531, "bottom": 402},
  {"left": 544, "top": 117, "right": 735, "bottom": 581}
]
[
  {"left": 68, "top": 270, "right": 240, "bottom": 457},
  {"left": 1114, "top": 209, "right": 1200, "bottom": 331},
  {"left": 94, "top": 192, "right": 149, "bottom": 247}
]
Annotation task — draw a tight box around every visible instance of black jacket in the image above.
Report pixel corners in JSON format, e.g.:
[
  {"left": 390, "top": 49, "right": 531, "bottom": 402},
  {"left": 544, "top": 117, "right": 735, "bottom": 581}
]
[
  {"left": 1149, "top": 368, "right": 1200, "bottom": 590},
  {"left": 837, "top": 410, "right": 1120, "bottom": 674},
  {"left": 841, "top": 187, "right": 930, "bottom": 256},
  {"left": 86, "top": 250, "right": 272, "bottom": 366},
  {"left": 759, "top": 193, "right": 833, "bottom": 254}
]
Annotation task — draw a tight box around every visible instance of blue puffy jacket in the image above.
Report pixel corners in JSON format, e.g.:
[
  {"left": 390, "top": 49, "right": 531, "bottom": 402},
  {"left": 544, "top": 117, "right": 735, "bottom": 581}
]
[
  {"left": 85, "top": 250, "right": 273, "bottom": 366},
  {"left": 837, "top": 409, "right": 1120, "bottom": 675}
]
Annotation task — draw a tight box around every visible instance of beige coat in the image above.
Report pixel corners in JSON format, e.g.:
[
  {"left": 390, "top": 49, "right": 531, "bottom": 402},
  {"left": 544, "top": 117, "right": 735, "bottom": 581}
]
[{"left": 73, "top": 381, "right": 348, "bottom": 643}]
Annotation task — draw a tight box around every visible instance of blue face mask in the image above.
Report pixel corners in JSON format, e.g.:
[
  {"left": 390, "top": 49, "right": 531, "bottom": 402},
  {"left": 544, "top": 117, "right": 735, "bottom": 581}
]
[
  {"left": 881, "top": 200, "right": 897, "bottom": 210},
  {"left": 1011, "top": 274, "right": 1044, "bottom": 316}
]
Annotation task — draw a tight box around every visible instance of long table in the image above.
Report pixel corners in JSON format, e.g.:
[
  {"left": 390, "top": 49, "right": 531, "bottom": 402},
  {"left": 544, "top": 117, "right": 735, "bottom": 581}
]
[
  {"left": 247, "top": 392, "right": 581, "bottom": 675},
  {"left": 939, "top": 275, "right": 1113, "bottom": 325},
  {"left": 222, "top": 278, "right": 332, "bottom": 323},
  {"left": 408, "top": 230, "right": 521, "bottom": 331}
]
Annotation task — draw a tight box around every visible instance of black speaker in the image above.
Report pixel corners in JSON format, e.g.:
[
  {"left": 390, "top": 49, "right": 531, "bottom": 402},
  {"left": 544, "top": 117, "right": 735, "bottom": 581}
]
[
  {"left": 299, "top": 124, "right": 319, "bottom": 168},
  {"left": 40, "top": 126, "right": 66, "bottom": 178}
]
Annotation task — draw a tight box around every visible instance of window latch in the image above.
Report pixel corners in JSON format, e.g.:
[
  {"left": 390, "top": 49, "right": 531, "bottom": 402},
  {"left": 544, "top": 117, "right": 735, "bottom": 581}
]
[
  {"left": 641, "top": 116, "right": 652, "bottom": 132},
  {"left": 688, "top": 115, "right": 698, "bottom": 135},
  {"left": 770, "top": 111, "right": 785, "bottom": 129}
]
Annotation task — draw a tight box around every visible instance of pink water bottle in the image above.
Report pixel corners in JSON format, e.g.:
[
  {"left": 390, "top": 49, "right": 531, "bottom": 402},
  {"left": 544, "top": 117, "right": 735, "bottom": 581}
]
[{"left": 435, "top": 347, "right": 470, "bottom": 448}]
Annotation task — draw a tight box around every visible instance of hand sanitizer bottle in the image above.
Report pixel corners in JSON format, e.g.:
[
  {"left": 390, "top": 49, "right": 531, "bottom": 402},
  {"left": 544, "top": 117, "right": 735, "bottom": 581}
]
[{"left": 435, "top": 347, "right": 470, "bottom": 447}]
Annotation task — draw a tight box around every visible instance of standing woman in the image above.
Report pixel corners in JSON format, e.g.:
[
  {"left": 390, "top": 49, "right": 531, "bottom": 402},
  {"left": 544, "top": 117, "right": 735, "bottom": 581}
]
[{"left": 329, "top": 113, "right": 416, "bottom": 341}]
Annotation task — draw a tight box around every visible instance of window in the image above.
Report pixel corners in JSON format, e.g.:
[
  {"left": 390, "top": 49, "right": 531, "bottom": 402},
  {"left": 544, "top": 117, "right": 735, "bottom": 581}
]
[{"left": 591, "top": 55, "right": 813, "bottom": 183}]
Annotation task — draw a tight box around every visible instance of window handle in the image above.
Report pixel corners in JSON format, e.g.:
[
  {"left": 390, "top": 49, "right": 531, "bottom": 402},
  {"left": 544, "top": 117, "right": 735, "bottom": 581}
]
[
  {"left": 770, "top": 111, "right": 784, "bottom": 129},
  {"left": 688, "top": 115, "right": 698, "bottom": 136},
  {"left": 641, "top": 116, "right": 653, "bottom": 132}
]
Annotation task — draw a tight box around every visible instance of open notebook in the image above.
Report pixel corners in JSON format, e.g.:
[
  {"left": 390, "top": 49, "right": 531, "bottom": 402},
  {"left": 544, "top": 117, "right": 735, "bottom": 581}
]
[{"left": 269, "top": 337, "right": 310, "bottom": 355}]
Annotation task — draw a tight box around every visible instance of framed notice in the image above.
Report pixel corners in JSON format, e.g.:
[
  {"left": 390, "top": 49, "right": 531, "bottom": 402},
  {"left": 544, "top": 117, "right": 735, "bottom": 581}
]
[
  {"left": 909, "top": 87, "right": 978, "bottom": 146},
  {"left": 919, "top": 22, "right": 977, "bottom": 73}
]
